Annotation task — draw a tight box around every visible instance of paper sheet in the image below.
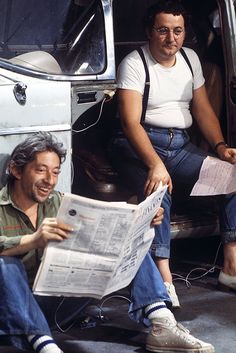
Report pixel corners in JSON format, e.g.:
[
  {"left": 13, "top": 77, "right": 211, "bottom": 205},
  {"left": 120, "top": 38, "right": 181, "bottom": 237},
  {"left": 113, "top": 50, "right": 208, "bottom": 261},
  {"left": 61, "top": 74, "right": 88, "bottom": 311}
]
[{"left": 191, "top": 156, "right": 236, "bottom": 196}]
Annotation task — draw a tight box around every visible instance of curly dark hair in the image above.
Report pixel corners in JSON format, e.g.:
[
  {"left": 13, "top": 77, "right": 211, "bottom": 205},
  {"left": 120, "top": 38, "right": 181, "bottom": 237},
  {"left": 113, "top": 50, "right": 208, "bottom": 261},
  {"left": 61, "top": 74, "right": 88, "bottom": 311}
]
[
  {"left": 144, "top": 0, "right": 188, "bottom": 32},
  {"left": 7, "top": 131, "right": 67, "bottom": 181}
]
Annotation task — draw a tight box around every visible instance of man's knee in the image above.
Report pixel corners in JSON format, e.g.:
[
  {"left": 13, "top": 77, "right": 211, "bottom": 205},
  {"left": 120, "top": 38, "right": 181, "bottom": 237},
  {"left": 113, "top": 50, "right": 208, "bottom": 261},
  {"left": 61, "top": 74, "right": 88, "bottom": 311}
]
[{"left": 0, "top": 256, "right": 27, "bottom": 281}]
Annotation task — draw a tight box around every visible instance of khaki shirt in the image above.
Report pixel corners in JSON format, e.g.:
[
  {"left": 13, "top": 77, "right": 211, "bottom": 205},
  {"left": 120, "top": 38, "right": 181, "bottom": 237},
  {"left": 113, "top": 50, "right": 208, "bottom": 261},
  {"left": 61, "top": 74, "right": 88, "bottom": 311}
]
[
  {"left": 0, "top": 184, "right": 61, "bottom": 251},
  {"left": 0, "top": 184, "right": 62, "bottom": 280}
]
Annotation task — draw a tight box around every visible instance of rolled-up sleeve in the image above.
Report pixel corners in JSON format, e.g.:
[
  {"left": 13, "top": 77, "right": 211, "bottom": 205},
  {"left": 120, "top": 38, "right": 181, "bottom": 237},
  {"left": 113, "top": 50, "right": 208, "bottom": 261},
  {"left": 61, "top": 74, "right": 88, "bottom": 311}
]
[{"left": 0, "top": 235, "right": 22, "bottom": 252}]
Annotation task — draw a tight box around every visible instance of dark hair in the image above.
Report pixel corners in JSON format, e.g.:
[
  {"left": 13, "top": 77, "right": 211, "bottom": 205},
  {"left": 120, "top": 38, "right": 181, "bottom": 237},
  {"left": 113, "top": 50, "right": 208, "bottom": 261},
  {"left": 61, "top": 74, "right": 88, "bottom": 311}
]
[
  {"left": 144, "top": 0, "right": 188, "bottom": 31},
  {"left": 7, "top": 131, "right": 67, "bottom": 181}
]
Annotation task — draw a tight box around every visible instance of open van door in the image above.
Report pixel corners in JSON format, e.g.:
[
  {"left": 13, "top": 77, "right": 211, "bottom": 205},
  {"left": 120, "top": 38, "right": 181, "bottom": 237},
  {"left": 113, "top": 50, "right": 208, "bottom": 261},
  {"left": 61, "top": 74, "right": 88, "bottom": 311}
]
[
  {"left": 72, "top": 0, "right": 236, "bottom": 240},
  {"left": 0, "top": 0, "right": 115, "bottom": 192},
  {"left": 218, "top": 0, "right": 236, "bottom": 146}
]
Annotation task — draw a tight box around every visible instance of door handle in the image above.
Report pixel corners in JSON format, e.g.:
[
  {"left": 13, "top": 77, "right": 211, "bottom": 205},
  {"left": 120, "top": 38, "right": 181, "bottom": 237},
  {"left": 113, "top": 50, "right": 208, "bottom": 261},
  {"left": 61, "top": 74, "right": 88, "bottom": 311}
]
[{"left": 13, "top": 81, "right": 27, "bottom": 105}]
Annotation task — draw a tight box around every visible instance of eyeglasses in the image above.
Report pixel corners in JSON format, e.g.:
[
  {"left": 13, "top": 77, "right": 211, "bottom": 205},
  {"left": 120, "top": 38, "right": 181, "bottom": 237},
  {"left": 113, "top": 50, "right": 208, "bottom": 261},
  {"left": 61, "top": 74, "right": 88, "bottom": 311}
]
[{"left": 153, "top": 26, "right": 185, "bottom": 37}]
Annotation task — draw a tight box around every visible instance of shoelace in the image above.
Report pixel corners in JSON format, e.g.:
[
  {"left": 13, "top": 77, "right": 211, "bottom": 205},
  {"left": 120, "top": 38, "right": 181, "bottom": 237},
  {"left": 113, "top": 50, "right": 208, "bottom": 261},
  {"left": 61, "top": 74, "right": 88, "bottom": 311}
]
[
  {"left": 174, "top": 323, "right": 197, "bottom": 344},
  {"left": 176, "top": 322, "right": 190, "bottom": 334}
]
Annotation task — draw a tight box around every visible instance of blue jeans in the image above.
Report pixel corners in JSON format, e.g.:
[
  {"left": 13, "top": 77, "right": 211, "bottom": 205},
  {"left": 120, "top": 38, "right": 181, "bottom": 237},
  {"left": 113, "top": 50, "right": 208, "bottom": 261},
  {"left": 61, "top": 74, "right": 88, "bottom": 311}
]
[
  {"left": 109, "top": 127, "right": 236, "bottom": 257},
  {"left": 0, "top": 256, "right": 52, "bottom": 350},
  {"left": 129, "top": 252, "right": 170, "bottom": 325},
  {"left": 0, "top": 254, "right": 170, "bottom": 349}
]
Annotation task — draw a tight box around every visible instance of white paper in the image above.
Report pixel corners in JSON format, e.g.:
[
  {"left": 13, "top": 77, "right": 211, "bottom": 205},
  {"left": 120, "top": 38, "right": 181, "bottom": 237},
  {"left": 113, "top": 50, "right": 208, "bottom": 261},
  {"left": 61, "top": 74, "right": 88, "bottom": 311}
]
[
  {"left": 191, "top": 156, "right": 236, "bottom": 196},
  {"left": 33, "top": 184, "right": 167, "bottom": 299}
]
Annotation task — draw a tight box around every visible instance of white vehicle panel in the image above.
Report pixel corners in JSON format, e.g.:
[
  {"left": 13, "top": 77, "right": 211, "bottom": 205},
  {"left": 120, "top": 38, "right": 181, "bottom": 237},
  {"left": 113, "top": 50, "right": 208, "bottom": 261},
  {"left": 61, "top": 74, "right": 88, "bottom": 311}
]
[
  {"left": 0, "top": 69, "right": 71, "bottom": 128},
  {"left": 0, "top": 70, "right": 72, "bottom": 193}
]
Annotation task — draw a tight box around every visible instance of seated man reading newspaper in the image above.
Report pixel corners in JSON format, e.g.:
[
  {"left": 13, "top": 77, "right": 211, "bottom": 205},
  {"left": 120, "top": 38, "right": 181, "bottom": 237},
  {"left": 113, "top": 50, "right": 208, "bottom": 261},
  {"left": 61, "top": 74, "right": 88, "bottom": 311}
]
[{"left": 0, "top": 132, "right": 214, "bottom": 353}]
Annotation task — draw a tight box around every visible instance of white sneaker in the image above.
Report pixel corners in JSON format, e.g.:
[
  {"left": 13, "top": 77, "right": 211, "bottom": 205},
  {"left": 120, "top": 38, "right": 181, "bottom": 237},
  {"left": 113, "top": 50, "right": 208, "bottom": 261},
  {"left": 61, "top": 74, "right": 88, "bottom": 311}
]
[
  {"left": 218, "top": 270, "right": 236, "bottom": 291},
  {"left": 146, "top": 312, "right": 215, "bottom": 353},
  {"left": 164, "top": 282, "right": 180, "bottom": 308}
]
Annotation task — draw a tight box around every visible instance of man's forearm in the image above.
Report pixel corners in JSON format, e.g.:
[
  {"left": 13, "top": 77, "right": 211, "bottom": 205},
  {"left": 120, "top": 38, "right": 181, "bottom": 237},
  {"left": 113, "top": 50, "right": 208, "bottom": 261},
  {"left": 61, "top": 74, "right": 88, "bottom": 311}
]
[
  {"left": 0, "top": 234, "right": 36, "bottom": 256},
  {"left": 196, "top": 113, "right": 225, "bottom": 150},
  {"left": 122, "top": 121, "right": 164, "bottom": 168}
]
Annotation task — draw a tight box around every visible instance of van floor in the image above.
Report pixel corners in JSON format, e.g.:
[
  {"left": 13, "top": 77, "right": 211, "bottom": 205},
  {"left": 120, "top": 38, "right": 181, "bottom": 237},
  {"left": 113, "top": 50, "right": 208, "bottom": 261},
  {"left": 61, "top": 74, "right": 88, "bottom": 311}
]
[{"left": 1, "top": 237, "right": 235, "bottom": 353}]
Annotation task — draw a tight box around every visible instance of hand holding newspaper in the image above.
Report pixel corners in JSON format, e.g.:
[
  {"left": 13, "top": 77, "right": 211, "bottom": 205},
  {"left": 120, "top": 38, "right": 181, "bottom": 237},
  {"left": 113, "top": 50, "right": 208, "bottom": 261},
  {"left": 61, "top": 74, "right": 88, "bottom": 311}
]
[
  {"left": 33, "top": 183, "right": 167, "bottom": 298},
  {"left": 191, "top": 156, "right": 236, "bottom": 196}
]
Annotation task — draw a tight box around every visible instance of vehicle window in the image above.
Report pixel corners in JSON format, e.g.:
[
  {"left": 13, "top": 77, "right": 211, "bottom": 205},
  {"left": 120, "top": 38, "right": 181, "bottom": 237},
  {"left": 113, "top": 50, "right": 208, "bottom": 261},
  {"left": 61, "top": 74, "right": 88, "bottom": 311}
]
[{"left": 0, "top": 0, "right": 106, "bottom": 76}]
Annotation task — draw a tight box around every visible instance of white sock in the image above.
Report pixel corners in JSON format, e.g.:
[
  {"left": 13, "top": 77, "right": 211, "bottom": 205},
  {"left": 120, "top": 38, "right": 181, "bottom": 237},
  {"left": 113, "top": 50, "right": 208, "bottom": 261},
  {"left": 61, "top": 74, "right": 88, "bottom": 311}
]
[
  {"left": 145, "top": 302, "right": 171, "bottom": 320},
  {"left": 27, "top": 335, "right": 62, "bottom": 353}
]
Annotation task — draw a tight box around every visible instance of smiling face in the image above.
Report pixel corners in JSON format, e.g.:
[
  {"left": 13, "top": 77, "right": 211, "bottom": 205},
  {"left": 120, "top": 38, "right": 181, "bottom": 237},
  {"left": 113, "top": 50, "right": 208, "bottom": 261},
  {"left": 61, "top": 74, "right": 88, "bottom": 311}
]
[
  {"left": 12, "top": 151, "right": 61, "bottom": 205},
  {"left": 148, "top": 12, "right": 185, "bottom": 63}
]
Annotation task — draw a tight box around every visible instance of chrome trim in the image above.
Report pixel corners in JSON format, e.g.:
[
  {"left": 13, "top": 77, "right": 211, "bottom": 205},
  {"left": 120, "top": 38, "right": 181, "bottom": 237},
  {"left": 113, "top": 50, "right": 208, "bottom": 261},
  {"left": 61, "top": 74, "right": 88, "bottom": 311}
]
[
  {"left": 71, "top": 82, "right": 117, "bottom": 91},
  {"left": 220, "top": 0, "right": 236, "bottom": 75},
  {"left": 0, "top": 72, "right": 19, "bottom": 83},
  {"left": 0, "top": 1, "right": 115, "bottom": 82},
  {"left": 0, "top": 125, "right": 71, "bottom": 136},
  {"left": 224, "top": 0, "right": 236, "bottom": 73},
  {"left": 170, "top": 219, "right": 219, "bottom": 240}
]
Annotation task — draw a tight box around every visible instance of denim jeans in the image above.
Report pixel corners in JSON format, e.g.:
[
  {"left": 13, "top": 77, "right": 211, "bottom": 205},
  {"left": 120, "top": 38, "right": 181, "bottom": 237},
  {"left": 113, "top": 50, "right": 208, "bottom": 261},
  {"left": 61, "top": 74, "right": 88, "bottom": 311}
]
[
  {"left": 109, "top": 127, "right": 236, "bottom": 257},
  {"left": 0, "top": 256, "right": 52, "bottom": 350},
  {"left": 0, "top": 253, "right": 170, "bottom": 349},
  {"left": 129, "top": 252, "right": 170, "bottom": 325}
]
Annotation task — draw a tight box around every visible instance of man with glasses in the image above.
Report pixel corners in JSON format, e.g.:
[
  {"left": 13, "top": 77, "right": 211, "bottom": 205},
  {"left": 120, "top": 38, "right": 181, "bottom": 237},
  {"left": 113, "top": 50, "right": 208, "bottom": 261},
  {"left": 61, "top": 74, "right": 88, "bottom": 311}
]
[{"left": 109, "top": 0, "right": 236, "bottom": 314}]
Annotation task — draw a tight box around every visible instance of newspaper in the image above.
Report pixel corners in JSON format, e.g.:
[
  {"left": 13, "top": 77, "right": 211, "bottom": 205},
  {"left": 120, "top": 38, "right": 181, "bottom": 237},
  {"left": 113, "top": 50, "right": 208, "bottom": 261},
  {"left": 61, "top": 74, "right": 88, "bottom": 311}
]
[
  {"left": 191, "top": 156, "right": 236, "bottom": 196},
  {"left": 33, "top": 184, "right": 167, "bottom": 299}
]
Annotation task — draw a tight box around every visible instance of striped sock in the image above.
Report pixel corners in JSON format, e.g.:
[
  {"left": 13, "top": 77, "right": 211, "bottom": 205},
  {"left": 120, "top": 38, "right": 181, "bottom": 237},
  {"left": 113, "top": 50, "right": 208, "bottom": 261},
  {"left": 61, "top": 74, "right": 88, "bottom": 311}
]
[
  {"left": 27, "top": 335, "right": 63, "bottom": 353},
  {"left": 145, "top": 301, "right": 171, "bottom": 320}
]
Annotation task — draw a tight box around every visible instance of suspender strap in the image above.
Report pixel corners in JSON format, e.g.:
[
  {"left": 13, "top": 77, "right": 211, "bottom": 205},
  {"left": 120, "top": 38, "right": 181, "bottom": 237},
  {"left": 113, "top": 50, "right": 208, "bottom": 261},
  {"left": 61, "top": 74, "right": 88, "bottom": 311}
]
[
  {"left": 136, "top": 47, "right": 193, "bottom": 124},
  {"left": 136, "top": 47, "right": 150, "bottom": 124},
  {"left": 180, "top": 48, "right": 193, "bottom": 76}
]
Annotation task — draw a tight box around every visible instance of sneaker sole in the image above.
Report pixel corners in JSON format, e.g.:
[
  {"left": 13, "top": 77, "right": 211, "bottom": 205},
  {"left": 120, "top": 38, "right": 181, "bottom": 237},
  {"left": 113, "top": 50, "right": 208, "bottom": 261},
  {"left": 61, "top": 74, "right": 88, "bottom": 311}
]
[
  {"left": 146, "top": 344, "right": 215, "bottom": 353},
  {"left": 218, "top": 282, "right": 236, "bottom": 293}
]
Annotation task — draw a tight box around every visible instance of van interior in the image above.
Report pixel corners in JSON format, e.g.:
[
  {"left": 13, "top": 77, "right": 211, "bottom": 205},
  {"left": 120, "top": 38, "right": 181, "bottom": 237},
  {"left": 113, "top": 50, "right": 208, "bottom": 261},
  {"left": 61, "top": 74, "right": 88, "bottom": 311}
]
[{"left": 71, "top": 0, "right": 225, "bottom": 247}]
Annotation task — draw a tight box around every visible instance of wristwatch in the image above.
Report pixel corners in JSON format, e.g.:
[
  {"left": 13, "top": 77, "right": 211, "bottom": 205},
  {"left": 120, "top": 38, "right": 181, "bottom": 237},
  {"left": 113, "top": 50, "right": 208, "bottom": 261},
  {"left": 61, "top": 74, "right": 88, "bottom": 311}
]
[{"left": 214, "top": 141, "right": 229, "bottom": 152}]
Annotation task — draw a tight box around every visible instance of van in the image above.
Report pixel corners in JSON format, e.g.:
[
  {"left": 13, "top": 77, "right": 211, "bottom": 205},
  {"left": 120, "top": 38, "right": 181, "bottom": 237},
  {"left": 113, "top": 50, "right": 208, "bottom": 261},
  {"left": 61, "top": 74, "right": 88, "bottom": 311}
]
[{"left": 0, "top": 0, "right": 116, "bottom": 193}]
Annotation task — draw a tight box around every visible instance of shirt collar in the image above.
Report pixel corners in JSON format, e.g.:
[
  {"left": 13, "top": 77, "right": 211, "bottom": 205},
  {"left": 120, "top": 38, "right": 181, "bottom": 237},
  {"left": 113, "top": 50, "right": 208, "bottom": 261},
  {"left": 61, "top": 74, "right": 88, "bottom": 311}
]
[{"left": 0, "top": 184, "right": 12, "bottom": 205}]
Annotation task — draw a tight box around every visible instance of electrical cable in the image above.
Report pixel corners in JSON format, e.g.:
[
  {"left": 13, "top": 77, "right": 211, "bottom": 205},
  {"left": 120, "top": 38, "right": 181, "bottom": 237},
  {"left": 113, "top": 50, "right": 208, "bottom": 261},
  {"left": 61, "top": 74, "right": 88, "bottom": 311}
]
[
  {"left": 172, "top": 241, "right": 222, "bottom": 288},
  {"left": 97, "top": 295, "right": 131, "bottom": 321},
  {"left": 72, "top": 96, "right": 106, "bottom": 133},
  {"left": 53, "top": 294, "right": 131, "bottom": 332},
  {"left": 53, "top": 241, "right": 222, "bottom": 331},
  {"left": 54, "top": 297, "right": 92, "bottom": 333},
  {"left": 54, "top": 297, "right": 79, "bottom": 333}
]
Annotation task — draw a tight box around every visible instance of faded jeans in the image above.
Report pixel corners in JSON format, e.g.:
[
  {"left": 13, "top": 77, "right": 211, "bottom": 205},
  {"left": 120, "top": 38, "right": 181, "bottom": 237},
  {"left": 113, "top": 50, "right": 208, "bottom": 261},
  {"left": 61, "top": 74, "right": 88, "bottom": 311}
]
[
  {"left": 0, "top": 254, "right": 170, "bottom": 349},
  {"left": 109, "top": 127, "right": 236, "bottom": 258},
  {"left": 0, "top": 256, "right": 51, "bottom": 350}
]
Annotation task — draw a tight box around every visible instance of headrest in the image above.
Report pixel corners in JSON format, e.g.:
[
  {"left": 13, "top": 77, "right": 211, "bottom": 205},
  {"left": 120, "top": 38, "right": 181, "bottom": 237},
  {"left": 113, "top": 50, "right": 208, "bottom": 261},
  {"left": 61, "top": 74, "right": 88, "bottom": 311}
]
[{"left": 8, "top": 51, "right": 61, "bottom": 74}]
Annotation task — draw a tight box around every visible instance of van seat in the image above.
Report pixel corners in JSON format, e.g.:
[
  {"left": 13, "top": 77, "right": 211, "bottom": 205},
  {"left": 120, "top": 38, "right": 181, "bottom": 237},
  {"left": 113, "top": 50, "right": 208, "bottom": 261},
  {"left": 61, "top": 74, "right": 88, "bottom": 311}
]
[
  {"left": 190, "top": 61, "right": 223, "bottom": 151},
  {"left": 203, "top": 61, "right": 223, "bottom": 117},
  {"left": 8, "top": 51, "right": 62, "bottom": 74}
]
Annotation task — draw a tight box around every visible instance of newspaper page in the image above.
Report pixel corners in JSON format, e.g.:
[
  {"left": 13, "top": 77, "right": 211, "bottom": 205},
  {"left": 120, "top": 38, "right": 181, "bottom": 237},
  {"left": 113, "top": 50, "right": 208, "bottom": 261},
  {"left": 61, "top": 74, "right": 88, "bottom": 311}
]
[
  {"left": 33, "top": 184, "right": 167, "bottom": 298},
  {"left": 191, "top": 156, "right": 236, "bottom": 196}
]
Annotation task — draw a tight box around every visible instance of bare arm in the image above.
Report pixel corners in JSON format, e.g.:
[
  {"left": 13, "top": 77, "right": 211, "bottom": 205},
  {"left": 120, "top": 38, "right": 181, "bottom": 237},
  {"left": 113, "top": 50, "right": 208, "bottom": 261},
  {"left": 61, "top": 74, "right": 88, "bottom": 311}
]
[
  {"left": 118, "top": 88, "right": 172, "bottom": 196},
  {"left": 1, "top": 218, "right": 72, "bottom": 257},
  {"left": 192, "top": 85, "right": 236, "bottom": 164}
]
